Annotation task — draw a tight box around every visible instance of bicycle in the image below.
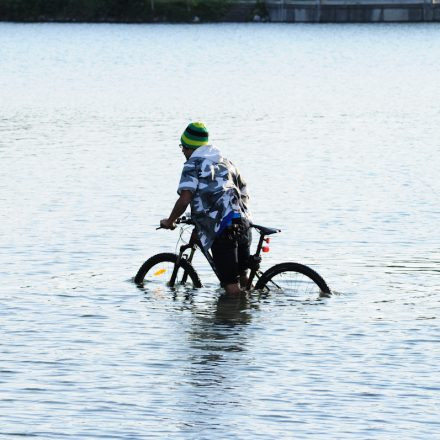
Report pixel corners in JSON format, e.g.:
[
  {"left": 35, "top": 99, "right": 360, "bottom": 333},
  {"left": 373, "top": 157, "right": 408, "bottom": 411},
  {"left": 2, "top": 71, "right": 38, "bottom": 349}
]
[{"left": 135, "top": 216, "right": 331, "bottom": 297}]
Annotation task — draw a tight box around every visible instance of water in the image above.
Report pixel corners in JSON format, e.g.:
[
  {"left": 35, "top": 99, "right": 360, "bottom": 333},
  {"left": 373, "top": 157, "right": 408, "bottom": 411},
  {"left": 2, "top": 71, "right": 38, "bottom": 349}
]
[{"left": 1, "top": 22, "right": 439, "bottom": 438}]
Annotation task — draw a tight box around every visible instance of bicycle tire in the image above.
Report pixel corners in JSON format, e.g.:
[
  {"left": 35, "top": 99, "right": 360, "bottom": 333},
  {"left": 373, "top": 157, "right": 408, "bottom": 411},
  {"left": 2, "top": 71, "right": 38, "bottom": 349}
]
[
  {"left": 255, "top": 262, "right": 331, "bottom": 296},
  {"left": 134, "top": 252, "right": 202, "bottom": 288}
]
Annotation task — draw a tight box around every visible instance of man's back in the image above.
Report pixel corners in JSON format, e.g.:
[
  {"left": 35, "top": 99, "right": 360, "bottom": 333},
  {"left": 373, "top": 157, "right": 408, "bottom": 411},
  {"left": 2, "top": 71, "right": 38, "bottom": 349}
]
[{"left": 178, "top": 144, "right": 250, "bottom": 250}]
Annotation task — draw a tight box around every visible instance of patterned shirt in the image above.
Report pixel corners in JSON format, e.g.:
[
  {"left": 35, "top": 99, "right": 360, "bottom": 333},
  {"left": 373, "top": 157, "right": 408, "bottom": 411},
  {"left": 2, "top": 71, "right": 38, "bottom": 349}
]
[{"left": 177, "top": 144, "right": 251, "bottom": 251}]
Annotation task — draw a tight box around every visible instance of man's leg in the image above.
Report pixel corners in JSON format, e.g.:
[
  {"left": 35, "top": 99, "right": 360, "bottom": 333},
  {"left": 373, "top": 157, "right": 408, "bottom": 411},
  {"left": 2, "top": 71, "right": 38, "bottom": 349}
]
[
  {"left": 211, "top": 233, "right": 242, "bottom": 295},
  {"left": 224, "top": 282, "right": 242, "bottom": 295},
  {"left": 239, "top": 271, "right": 249, "bottom": 289}
]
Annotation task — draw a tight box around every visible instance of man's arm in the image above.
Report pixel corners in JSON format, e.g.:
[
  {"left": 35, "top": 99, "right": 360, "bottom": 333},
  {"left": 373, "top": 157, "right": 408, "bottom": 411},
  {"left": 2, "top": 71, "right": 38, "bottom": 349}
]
[{"left": 160, "top": 190, "right": 193, "bottom": 229}]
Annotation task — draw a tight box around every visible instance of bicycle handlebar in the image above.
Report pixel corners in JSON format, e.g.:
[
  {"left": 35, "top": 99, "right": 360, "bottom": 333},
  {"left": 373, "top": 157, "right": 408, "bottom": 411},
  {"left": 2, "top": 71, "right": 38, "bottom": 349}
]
[
  {"left": 156, "top": 216, "right": 194, "bottom": 230},
  {"left": 176, "top": 216, "right": 194, "bottom": 225}
]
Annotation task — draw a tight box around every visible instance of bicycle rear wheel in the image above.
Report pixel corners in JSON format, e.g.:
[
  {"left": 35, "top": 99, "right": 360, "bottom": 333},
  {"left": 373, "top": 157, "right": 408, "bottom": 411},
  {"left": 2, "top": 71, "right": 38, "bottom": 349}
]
[
  {"left": 134, "top": 252, "right": 202, "bottom": 288},
  {"left": 255, "top": 262, "right": 330, "bottom": 297}
]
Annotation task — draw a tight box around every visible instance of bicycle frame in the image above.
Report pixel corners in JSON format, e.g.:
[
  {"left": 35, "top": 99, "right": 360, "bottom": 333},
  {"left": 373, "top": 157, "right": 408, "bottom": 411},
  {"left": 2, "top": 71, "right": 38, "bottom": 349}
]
[{"left": 169, "top": 223, "right": 269, "bottom": 290}]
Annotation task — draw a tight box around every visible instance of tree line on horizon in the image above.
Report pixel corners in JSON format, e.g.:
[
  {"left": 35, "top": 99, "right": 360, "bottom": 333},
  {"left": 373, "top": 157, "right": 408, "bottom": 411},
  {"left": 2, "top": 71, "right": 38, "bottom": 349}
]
[{"left": 0, "top": 0, "right": 264, "bottom": 22}]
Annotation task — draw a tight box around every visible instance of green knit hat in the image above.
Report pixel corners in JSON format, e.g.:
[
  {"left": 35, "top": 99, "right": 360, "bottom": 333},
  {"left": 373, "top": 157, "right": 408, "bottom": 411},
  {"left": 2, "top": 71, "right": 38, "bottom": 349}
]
[{"left": 180, "top": 122, "right": 209, "bottom": 150}]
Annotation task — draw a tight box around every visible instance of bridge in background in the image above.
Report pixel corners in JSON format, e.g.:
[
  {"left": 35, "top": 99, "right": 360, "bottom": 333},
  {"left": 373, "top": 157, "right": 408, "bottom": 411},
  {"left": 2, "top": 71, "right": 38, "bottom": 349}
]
[
  {"left": 229, "top": 0, "right": 440, "bottom": 22},
  {"left": 264, "top": 0, "right": 440, "bottom": 22}
]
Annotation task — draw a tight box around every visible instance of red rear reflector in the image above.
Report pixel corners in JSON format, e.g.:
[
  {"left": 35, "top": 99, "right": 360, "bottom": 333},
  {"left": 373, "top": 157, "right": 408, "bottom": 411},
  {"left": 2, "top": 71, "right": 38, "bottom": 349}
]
[{"left": 262, "top": 245, "right": 270, "bottom": 253}]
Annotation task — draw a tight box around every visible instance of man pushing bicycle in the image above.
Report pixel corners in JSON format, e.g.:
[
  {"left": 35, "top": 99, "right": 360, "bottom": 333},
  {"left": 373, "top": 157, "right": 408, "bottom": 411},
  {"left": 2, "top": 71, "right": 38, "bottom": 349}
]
[{"left": 160, "top": 122, "right": 252, "bottom": 295}]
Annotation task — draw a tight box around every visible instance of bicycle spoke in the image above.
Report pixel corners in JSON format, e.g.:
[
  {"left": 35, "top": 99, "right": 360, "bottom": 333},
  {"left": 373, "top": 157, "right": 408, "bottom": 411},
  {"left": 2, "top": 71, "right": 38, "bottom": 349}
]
[
  {"left": 266, "top": 277, "right": 282, "bottom": 290},
  {"left": 264, "top": 271, "right": 322, "bottom": 296}
]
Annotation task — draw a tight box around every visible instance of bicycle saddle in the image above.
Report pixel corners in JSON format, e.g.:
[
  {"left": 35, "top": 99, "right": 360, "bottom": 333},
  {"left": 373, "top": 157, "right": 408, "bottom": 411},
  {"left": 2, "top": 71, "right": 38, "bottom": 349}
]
[{"left": 251, "top": 223, "right": 281, "bottom": 235}]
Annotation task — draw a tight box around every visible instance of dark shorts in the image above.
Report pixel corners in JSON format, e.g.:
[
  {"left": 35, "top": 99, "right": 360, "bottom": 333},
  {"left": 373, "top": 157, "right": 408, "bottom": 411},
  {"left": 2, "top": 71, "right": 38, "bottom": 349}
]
[{"left": 211, "top": 218, "right": 252, "bottom": 286}]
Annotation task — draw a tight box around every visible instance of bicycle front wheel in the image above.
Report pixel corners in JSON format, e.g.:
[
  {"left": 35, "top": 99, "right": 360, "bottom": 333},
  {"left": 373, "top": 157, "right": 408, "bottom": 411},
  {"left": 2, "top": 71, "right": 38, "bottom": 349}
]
[
  {"left": 255, "top": 262, "right": 330, "bottom": 297},
  {"left": 134, "top": 252, "right": 202, "bottom": 288}
]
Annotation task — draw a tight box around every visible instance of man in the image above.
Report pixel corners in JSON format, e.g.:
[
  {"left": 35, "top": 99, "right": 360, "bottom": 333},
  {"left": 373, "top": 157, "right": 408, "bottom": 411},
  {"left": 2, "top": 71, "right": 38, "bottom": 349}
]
[{"left": 160, "top": 122, "right": 252, "bottom": 295}]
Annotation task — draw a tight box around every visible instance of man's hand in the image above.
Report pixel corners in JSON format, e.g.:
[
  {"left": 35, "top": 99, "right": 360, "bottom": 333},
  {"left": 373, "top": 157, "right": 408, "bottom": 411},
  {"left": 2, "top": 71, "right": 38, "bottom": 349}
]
[{"left": 160, "top": 218, "right": 176, "bottom": 230}]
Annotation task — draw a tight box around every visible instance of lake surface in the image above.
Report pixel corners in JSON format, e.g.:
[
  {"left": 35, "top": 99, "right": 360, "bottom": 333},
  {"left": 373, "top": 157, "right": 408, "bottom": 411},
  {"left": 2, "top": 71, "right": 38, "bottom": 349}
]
[{"left": 1, "top": 22, "right": 439, "bottom": 439}]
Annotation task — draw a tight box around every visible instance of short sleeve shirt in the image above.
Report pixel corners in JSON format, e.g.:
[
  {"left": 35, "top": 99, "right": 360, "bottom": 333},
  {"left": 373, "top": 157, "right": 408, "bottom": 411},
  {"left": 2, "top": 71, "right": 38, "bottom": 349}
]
[{"left": 177, "top": 145, "right": 251, "bottom": 251}]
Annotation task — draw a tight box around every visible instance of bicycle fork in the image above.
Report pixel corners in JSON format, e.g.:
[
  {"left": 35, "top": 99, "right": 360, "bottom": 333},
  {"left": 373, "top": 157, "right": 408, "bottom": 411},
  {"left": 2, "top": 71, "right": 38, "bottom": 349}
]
[{"left": 168, "top": 243, "right": 196, "bottom": 287}]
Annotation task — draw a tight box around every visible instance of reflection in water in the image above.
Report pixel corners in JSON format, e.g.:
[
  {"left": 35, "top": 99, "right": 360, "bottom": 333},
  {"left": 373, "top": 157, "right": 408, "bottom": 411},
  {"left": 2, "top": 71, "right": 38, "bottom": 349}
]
[
  {"left": 214, "top": 293, "right": 254, "bottom": 327},
  {"left": 187, "top": 292, "right": 255, "bottom": 360},
  {"left": 176, "top": 292, "right": 256, "bottom": 430}
]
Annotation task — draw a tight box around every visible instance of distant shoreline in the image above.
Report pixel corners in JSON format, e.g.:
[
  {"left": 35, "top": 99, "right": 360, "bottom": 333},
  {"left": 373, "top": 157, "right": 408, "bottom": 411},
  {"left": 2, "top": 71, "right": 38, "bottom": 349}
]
[
  {"left": 0, "top": 0, "right": 265, "bottom": 24},
  {"left": 0, "top": 0, "right": 439, "bottom": 23}
]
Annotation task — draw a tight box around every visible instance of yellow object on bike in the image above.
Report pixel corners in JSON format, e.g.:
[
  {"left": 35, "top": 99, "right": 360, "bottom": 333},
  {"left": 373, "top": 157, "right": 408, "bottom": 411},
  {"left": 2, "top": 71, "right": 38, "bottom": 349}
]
[{"left": 153, "top": 268, "right": 167, "bottom": 277}]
